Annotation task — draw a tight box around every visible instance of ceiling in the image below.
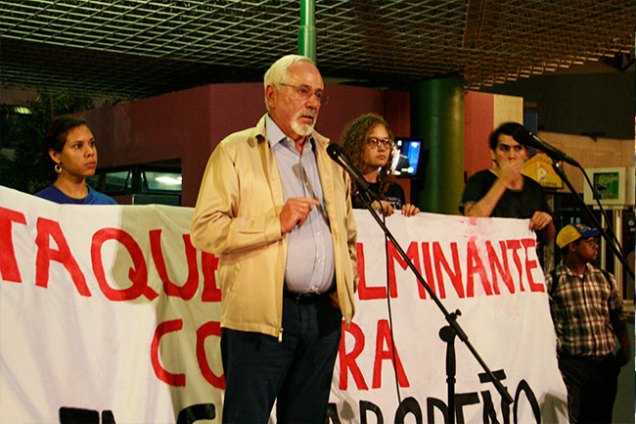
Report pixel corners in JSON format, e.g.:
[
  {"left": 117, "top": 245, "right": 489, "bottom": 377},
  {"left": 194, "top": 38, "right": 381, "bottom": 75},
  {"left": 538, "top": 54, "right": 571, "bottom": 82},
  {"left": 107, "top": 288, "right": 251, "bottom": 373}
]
[{"left": 0, "top": 0, "right": 633, "bottom": 100}]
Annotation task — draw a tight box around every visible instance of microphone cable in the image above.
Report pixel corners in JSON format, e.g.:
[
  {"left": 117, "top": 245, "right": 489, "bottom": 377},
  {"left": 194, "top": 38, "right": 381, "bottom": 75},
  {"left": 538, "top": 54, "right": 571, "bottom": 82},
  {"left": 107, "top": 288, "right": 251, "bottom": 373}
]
[
  {"left": 330, "top": 144, "right": 404, "bottom": 404},
  {"left": 376, "top": 179, "right": 403, "bottom": 407}
]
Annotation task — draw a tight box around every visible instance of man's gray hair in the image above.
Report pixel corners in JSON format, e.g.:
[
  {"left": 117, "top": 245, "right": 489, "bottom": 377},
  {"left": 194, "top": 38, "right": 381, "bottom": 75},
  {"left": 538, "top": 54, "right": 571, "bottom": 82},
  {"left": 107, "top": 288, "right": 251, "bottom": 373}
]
[{"left": 263, "top": 54, "right": 315, "bottom": 111}]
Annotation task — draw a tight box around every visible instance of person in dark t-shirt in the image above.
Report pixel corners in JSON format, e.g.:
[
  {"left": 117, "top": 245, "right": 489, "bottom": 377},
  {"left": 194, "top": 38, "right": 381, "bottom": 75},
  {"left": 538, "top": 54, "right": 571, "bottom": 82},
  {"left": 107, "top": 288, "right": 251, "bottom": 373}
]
[{"left": 459, "top": 122, "right": 555, "bottom": 244}]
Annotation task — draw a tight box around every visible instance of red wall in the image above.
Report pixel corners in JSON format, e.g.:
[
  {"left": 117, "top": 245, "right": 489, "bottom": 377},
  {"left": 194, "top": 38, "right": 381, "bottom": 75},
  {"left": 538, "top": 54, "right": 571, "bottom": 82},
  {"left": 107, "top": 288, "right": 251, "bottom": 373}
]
[
  {"left": 80, "top": 83, "right": 410, "bottom": 206},
  {"left": 463, "top": 91, "right": 494, "bottom": 181}
]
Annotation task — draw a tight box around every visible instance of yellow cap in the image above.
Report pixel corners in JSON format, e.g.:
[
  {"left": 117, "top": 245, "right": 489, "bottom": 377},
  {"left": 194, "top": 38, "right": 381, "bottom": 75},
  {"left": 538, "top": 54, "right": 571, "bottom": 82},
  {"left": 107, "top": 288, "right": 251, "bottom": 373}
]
[{"left": 556, "top": 224, "right": 600, "bottom": 249}]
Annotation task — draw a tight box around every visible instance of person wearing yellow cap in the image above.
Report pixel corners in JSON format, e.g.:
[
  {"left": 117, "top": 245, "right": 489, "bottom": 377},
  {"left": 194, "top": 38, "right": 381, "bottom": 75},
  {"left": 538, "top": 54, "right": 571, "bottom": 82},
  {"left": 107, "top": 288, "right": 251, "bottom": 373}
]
[{"left": 547, "top": 223, "right": 631, "bottom": 423}]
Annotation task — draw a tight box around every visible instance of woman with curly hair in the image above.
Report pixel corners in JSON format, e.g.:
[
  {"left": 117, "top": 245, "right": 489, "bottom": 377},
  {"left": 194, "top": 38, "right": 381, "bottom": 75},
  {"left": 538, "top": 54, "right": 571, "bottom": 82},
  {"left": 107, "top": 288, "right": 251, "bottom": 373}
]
[{"left": 341, "top": 113, "right": 419, "bottom": 217}]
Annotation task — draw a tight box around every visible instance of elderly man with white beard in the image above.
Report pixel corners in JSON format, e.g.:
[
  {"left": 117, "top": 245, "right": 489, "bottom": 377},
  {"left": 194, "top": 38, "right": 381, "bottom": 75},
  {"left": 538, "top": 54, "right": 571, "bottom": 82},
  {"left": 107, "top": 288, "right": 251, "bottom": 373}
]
[{"left": 191, "top": 54, "right": 358, "bottom": 423}]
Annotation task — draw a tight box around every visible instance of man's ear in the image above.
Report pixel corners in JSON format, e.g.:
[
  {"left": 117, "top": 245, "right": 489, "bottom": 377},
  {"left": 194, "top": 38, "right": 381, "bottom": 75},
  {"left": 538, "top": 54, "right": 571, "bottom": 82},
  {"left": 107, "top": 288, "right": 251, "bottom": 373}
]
[
  {"left": 265, "top": 84, "right": 277, "bottom": 109},
  {"left": 568, "top": 242, "right": 578, "bottom": 254}
]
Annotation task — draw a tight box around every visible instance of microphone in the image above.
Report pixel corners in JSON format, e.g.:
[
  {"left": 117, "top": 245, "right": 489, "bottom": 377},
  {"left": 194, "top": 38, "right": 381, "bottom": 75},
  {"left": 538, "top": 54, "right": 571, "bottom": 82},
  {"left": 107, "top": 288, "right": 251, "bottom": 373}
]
[
  {"left": 326, "top": 143, "right": 370, "bottom": 191},
  {"left": 512, "top": 126, "right": 580, "bottom": 167}
]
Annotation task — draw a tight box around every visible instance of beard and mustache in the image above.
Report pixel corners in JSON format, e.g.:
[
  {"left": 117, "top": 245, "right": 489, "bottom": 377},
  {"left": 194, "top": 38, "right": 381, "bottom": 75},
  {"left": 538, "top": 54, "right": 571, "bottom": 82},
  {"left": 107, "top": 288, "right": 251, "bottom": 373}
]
[{"left": 290, "top": 110, "right": 317, "bottom": 137}]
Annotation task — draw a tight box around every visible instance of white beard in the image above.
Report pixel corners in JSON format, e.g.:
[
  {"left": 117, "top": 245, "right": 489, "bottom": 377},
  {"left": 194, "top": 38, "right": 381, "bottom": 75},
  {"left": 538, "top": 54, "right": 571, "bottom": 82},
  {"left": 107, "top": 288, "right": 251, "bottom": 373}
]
[{"left": 291, "top": 120, "right": 315, "bottom": 137}]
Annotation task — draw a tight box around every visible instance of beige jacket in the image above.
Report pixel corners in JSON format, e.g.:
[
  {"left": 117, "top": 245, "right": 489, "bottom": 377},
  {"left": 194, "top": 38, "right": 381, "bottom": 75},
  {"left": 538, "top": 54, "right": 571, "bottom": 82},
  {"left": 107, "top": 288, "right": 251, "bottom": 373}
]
[{"left": 191, "top": 114, "right": 358, "bottom": 339}]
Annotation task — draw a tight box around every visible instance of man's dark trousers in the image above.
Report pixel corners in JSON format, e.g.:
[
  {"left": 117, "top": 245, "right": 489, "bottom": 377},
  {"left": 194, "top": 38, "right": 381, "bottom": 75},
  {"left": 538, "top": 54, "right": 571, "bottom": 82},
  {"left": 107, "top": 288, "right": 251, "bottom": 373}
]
[{"left": 221, "top": 293, "right": 342, "bottom": 423}]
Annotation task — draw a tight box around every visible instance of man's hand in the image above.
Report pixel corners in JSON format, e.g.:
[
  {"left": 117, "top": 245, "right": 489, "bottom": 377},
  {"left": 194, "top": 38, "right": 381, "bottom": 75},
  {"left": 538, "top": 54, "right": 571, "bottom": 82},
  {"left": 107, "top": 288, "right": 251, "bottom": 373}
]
[
  {"left": 612, "top": 318, "right": 631, "bottom": 367},
  {"left": 498, "top": 160, "right": 524, "bottom": 189},
  {"left": 529, "top": 211, "right": 553, "bottom": 231},
  {"left": 280, "top": 197, "right": 321, "bottom": 233},
  {"left": 616, "top": 344, "right": 631, "bottom": 367}
]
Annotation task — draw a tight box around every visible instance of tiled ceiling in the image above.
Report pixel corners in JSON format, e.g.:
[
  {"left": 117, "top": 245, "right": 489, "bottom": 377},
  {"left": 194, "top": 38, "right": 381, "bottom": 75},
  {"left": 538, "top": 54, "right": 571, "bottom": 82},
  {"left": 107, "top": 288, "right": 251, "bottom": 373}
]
[{"left": 0, "top": 0, "right": 633, "bottom": 99}]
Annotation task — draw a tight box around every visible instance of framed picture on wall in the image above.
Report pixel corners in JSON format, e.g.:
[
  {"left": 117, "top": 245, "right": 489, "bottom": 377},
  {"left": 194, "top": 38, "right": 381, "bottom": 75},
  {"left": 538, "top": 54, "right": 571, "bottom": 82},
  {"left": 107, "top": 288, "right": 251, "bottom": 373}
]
[{"left": 583, "top": 167, "right": 626, "bottom": 206}]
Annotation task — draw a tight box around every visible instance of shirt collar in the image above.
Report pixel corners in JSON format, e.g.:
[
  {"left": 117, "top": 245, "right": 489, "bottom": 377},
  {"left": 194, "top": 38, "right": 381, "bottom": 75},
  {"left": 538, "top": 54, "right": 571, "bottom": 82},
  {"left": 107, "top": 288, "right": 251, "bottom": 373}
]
[
  {"left": 265, "top": 114, "right": 315, "bottom": 152},
  {"left": 560, "top": 261, "right": 594, "bottom": 277}
]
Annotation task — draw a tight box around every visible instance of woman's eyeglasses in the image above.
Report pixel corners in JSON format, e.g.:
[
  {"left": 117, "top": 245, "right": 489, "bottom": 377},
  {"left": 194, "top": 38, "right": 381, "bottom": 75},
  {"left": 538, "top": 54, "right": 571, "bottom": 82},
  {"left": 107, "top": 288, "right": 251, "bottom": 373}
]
[{"left": 366, "top": 137, "right": 394, "bottom": 149}]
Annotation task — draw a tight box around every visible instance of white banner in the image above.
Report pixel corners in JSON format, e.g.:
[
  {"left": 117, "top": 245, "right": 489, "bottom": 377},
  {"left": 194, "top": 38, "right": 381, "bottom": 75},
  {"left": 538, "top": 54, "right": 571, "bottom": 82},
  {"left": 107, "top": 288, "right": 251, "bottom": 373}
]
[{"left": 0, "top": 185, "right": 566, "bottom": 423}]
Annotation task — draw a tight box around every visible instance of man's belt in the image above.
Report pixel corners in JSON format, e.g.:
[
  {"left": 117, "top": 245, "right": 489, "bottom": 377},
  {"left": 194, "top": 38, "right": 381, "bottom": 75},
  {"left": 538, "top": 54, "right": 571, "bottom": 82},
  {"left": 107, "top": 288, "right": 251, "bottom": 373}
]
[{"left": 283, "top": 284, "right": 335, "bottom": 304}]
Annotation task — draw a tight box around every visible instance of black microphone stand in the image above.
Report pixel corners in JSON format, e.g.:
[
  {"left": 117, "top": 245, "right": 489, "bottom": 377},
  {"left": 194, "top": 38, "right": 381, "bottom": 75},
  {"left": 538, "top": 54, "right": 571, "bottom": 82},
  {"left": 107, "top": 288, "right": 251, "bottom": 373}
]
[
  {"left": 352, "top": 185, "right": 514, "bottom": 424},
  {"left": 551, "top": 161, "right": 634, "bottom": 280}
]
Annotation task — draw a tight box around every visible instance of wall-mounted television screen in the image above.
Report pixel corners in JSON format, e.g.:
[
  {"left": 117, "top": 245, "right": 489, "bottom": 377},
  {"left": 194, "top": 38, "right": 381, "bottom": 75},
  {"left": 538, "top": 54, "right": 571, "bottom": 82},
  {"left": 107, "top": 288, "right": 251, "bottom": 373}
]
[{"left": 391, "top": 137, "right": 423, "bottom": 178}]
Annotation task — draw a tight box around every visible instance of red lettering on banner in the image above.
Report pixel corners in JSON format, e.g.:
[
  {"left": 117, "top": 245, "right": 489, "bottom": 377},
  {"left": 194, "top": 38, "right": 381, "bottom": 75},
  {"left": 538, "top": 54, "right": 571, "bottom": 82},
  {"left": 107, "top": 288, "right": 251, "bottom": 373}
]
[
  {"left": 0, "top": 207, "right": 27, "bottom": 283},
  {"left": 465, "top": 239, "right": 492, "bottom": 297},
  {"left": 358, "top": 237, "right": 542, "bottom": 302},
  {"left": 388, "top": 241, "right": 426, "bottom": 299},
  {"left": 420, "top": 242, "right": 438, "bottom": 297},
  {"left": 506, "top": 240, "right": 524, "bottom": 292},
  {"left": 92, "top": 228, "right": 158, "bottom": 301},
  {"left": 150, "top": 230, "right": 198, "bottom": 300},
  {"left": 372, "top": 320, "right": 410, "bottom": 389},
  {"left": 357, "top": 242, "right": 387, "bottom": 300},
  {"left": 522, "top": 238, "right": 544, "bottom": 292},
  {"left": 486, "top": 241, "right": 514, "bottom": 295},
  {"left": 433, "top": 242, "right": 464, "bottom": 299},
  {"left": 339, "top": 321, "right": 369, "bottom": 390},
  {"left": 151, "top": 319, "right": 186, "bottom": 387},
  {"left": 35, "top": 217, "right": 91, "bottom": 296},
  {"left": 196, "top": 321, "right": 226, "bottom": 389},
  {"left": 201, "top": 252, "right": 221, "bottom": 302},
  {"left": 3, "top": 200, "right": 543, "bottom": 304}
]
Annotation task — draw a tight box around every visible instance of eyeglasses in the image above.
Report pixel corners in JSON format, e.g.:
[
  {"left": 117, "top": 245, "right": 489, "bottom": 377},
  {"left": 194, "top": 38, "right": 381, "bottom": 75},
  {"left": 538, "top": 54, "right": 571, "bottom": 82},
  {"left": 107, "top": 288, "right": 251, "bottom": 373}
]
[
  {"left": 366, "top": 137, "right": 394, "bottom": 149},
  {"left": 279, "top": 83, "right": 328, "bottom": 105}
]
